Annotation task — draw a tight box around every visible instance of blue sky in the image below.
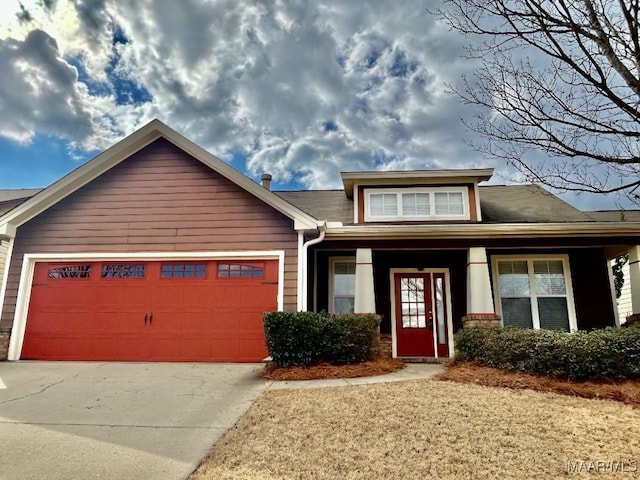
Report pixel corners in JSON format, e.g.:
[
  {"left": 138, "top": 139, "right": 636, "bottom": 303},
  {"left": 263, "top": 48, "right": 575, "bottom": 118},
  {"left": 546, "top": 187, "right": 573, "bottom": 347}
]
[{"left": 0, "top": 0, "right": 632, "bottom": 209}]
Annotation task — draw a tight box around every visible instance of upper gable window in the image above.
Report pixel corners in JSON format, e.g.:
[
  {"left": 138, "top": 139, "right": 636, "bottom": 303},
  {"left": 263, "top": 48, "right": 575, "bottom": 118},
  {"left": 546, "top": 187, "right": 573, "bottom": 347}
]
[{"left": 364, "top": 187, "right": 469, "bottom": 221}]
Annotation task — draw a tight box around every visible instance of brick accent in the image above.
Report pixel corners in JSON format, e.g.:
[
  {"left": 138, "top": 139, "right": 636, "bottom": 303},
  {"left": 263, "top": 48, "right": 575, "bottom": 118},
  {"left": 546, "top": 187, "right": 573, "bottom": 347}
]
[
  {"left": 626, "top": 313, "right": 640, "bottom": 328},
  {"left": 0, "top": 329, "right": 10, "bottom": 360},
  {"left": 462, "top": 313, "right": 501, "bottom": 328},
  {"left": 374, "top": 333, "right": 392, "bottom": 358}
]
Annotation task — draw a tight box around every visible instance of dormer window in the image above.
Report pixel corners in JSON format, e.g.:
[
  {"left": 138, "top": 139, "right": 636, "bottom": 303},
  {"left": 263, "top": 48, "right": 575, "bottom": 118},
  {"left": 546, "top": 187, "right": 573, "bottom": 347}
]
[{"left": 364, "top": 187, "right": 470, "bottom": 221}]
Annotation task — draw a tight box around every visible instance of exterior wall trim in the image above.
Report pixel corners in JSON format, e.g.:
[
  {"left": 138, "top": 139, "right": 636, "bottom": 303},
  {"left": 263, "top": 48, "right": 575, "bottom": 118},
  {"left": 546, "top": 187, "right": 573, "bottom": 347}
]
[
  {"left": 7, "top": 250, "right": 285, "bottom": 361},
  {"left": 0, "top": 237, "right": 14, "bottom": 325},
  {"left": 389, "top": 268, "right": 454, "bottom": 359}
]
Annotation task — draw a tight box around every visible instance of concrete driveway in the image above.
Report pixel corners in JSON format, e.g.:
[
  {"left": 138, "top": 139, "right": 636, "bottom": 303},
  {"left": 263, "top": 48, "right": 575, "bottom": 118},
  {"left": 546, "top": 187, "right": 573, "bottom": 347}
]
[{"left": 0, "top": 362, "right": 267, "bottom": 480}]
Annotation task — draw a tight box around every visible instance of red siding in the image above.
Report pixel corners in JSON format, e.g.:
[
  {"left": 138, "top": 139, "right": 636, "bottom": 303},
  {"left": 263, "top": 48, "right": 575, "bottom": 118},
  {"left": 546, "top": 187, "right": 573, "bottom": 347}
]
[{"left": 1, "top": 139, "right": 299, "bottom": 329}]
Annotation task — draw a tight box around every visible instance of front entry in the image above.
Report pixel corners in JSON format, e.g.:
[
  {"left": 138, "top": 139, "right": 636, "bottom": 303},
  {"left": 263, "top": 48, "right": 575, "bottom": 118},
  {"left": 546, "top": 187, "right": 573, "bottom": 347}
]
[{"left": 393, "top": 271, "right": 450, "bottom": 357}]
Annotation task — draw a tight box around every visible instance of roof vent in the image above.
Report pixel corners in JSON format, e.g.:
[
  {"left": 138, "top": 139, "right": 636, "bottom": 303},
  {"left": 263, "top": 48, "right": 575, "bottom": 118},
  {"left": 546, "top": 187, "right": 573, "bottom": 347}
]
[{"left": 261, "top": 173, "right": 272, "bottom": 190}]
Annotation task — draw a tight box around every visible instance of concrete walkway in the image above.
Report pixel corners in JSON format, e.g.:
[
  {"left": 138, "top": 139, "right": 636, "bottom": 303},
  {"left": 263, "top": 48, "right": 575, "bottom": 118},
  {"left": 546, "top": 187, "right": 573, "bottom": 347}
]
[{"left": 265, "top": 363, "right": 444, "bottom": 390}]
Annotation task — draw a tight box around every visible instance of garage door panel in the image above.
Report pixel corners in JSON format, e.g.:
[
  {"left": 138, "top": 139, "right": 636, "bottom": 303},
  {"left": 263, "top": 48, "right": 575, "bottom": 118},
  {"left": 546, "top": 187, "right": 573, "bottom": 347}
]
[{"left": 23, "top": 259, "right": 278, "bottom": 362}]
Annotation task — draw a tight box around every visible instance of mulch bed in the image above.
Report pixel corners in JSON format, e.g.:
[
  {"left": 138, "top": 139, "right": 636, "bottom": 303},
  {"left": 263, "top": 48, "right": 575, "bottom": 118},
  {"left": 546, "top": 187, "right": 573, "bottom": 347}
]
[
  {"left": 437, "top": 361, "right": 640, "bottom": 407},
  {"left": 261, "top": 357, "right": 405, "bottom": 380}
]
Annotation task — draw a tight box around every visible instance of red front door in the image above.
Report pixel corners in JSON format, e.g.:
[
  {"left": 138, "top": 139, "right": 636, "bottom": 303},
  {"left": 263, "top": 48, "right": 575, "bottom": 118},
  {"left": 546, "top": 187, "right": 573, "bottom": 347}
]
[{"left": 394, "top": 272, "right": 450, "bottom": 357}]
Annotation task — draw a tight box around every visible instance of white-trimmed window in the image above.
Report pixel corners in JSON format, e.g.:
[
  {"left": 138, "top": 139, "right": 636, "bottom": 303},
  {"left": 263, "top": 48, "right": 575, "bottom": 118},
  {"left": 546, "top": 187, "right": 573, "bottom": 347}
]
[
  {"left": 365, "top": 187, "right": 469, "bottom": 221},
  {"left": 329, "top": 257, "right": 356, "bottom": 314},
  {"left": 492, "top": 255, "right": 577, "bottom": 331}
]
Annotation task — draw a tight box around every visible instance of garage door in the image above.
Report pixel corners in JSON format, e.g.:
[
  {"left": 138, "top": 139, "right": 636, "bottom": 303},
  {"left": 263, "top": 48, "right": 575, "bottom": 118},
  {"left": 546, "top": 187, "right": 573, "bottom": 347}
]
[{"left": 21, "top": 259, "right": 278, "bottom": 362}]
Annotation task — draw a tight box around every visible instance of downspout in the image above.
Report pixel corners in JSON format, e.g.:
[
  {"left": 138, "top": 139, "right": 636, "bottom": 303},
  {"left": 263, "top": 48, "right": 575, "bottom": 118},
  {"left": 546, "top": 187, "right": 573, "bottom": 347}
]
[{"left": 298, "top": 221, "right": 326, "bottom": 311}]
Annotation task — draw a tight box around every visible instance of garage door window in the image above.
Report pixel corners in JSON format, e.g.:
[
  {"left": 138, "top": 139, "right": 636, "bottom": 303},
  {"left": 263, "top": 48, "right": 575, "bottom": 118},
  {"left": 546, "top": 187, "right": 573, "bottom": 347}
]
[
  {"left": 48, "top": 265, "right": 92, "bottom": 279},
  {"left": 160, "top": 263, "right": 207, "bottom": 278},
  {"left": 218, "top": 263, "right": 264, "bottom": 278},
  {"left": 102, "top": 264, "right": 146, "bottom": 278}
]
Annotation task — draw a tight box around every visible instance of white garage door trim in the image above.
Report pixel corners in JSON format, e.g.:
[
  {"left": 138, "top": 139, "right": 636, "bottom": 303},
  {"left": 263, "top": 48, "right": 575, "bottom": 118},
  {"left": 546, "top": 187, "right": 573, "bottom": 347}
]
[{"left": 8, "top": 250, "right": 285, "bottom": 361}]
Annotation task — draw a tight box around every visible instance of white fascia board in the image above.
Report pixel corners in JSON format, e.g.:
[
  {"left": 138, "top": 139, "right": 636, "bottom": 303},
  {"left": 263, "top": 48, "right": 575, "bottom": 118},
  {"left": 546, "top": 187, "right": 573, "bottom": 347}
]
[
  {"left": 324, "top": 222, "right": 640, "bottom": 239},
  {"left": 2, "top": 120, "right": 319, "bottom": 231}
]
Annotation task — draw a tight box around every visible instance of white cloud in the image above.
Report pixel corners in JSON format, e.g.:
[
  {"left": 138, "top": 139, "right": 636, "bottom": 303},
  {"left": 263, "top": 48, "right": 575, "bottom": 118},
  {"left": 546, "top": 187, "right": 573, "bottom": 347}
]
[{"left": 0, "top": 0, "right": 503, "bottom": 190}]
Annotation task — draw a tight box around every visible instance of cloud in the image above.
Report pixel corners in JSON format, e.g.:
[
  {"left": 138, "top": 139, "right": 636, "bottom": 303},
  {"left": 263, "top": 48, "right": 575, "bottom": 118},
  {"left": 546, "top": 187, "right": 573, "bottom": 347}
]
[
  {"left": 0, "top": 28, "right": 92, "bottom": 143},
  {"left": 0, "top": 0, "right": 501, "bottom": 189}
]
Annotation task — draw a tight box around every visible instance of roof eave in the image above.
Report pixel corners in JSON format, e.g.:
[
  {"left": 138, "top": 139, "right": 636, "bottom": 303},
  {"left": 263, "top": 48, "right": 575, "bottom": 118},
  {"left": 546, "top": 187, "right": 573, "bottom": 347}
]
[
  {"left": 340, "top": 168, "right": 495, "bottom": 197},
  {"left": 324, "top": 222, "right": 640, "bottom": 239}
]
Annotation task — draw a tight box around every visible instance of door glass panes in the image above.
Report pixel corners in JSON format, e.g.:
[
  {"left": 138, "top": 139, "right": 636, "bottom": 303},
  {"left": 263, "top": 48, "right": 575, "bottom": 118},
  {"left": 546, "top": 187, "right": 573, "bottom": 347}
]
[
  {"left": 48, "top": 265, "right": 91, "bottom": 279},
  {"left": 161, "top": 263, "right": 207, "bottom": 278},
  {"left": 218, "top": 263, "right": 264, "bottom": 278},
  {"left": 369, "top": 193, "right": 398, "bottom": 216},
  {"left": 102, "top": 264, "right": 145, "bottom": 278},
  {"left": 402, "top": 193, "right": 430, "bottom": 216},
  {"left": 435, "top": 277, "right": 446, "bottom": 344},
  {"left": 400, "top": 277, "right": 426, "bottom": 328},
  {"left": 333, "top": 261, "right": 355, "bottom": 313}
]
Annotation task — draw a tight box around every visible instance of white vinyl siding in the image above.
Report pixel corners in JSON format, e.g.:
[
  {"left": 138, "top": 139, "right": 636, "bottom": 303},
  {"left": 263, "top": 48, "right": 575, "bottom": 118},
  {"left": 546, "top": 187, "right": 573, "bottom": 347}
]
[
  {"left": 493, "top": 255, "right": 577, "bottom": 332},
  {"left": 365, "top": 187, "right": 469, "bottom": 221}
]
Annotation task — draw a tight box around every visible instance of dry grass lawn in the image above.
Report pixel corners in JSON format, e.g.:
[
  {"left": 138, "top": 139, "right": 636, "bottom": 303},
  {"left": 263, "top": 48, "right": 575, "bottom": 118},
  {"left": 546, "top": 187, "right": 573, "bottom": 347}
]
[{"left": 190, "top": 379, "right": 640, "bottom": 479}]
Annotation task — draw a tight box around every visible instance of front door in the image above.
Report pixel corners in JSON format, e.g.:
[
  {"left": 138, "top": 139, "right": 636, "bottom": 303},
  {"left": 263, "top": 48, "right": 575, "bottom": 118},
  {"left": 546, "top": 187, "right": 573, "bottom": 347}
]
[{"left": 393, "top": 271, "right": 450, "bottom": 357}]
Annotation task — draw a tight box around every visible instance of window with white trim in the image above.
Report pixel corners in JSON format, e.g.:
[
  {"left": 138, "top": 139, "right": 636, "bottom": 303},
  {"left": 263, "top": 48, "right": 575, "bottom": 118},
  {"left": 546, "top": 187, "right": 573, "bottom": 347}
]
[
  {"left": 493, "top": 256, "right": 576, "bottom": 331},
  {"left": 329, "top": 257, "right": 356, "bottom": 314},
  {"left": 365, "top": 187, "right": 469, "bottom": 221}
]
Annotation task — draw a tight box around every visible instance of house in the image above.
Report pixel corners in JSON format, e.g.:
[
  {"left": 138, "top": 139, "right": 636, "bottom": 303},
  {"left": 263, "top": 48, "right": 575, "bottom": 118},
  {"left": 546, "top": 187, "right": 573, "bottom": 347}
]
[{"left": 1, "top": 120, "right": 640, "bottom": 363}]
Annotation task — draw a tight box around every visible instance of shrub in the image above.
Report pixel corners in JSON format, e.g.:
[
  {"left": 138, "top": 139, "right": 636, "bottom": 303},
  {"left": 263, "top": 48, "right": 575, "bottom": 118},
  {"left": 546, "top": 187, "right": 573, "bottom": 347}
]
[
  {"left": 263, "top": 311, "right": 381, "bottom": 367},
  {"left": 454, "top": 326, "right": 640, "bottom": 380}
]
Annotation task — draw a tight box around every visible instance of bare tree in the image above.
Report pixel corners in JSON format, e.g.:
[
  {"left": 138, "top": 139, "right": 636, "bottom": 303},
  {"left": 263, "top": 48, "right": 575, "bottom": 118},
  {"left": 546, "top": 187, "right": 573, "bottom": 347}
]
[{"left": 434, "top": 0, "right": 640, "bottom": 201}]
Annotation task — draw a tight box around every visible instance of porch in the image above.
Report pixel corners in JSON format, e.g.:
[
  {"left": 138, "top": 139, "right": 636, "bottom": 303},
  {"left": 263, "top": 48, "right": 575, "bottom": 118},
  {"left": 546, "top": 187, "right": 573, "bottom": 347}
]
[{"left": 308, "top": 240, "right": 619, "bottom": 360}]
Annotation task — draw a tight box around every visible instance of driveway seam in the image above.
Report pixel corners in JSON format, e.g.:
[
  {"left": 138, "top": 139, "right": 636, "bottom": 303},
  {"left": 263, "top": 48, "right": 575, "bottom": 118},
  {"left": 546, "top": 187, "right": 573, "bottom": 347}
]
[{"left": 0, "top": 420, "right": 224, "bottom": 429}]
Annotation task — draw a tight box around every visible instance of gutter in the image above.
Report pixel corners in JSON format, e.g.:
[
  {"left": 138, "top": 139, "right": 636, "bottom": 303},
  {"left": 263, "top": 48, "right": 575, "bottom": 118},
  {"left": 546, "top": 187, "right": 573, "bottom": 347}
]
[
  {"left": 298, "top": 221, "right": 326, "bottom": 311},
  {"left": 324, "top": 221, "right": 640, "bottom": 239}
]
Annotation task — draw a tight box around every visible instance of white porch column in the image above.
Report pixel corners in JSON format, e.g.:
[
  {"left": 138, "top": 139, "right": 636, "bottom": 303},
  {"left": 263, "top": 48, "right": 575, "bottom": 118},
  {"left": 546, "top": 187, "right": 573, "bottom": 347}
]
[
  {"left": 627, "top": 246, "right": 640, "bottom": 319},
  {"left": 354, "top": 248, "right": 376, "bottom": 313},
  {"left": 464, "top": 247, "right": 500, "bottom": 327}
]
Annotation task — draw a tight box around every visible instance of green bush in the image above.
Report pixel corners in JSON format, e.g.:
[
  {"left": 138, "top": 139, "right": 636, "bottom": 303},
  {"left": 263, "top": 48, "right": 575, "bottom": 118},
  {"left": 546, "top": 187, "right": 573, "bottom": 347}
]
[
  {"left": 263, "top": 311, "right": 381, "bottom": 367},
  {"left": 454, "top": 326, "right": 640, "bottom": 380}
]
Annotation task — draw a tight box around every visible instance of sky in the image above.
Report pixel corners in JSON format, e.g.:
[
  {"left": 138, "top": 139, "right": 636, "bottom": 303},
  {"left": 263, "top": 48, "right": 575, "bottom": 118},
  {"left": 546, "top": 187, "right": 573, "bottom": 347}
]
[{"left": 0, "top": 0, "right": 631, "bottom": 211}]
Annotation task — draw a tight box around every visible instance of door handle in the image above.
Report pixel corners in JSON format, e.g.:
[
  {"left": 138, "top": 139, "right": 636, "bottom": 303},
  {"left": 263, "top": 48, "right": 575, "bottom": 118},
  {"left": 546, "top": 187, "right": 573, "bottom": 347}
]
[
  {"left": 144, "top": 313, "right": 148, "bottom": 325},
  {"left": 149, "top": 312, "right": 153, "bottom": 325}
]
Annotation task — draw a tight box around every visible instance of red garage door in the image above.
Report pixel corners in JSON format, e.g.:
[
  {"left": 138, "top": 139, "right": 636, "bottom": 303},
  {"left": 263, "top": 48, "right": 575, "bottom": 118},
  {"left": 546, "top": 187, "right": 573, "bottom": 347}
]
[{"left": 21, "top": 259, "right": 278, "bottom": 362}]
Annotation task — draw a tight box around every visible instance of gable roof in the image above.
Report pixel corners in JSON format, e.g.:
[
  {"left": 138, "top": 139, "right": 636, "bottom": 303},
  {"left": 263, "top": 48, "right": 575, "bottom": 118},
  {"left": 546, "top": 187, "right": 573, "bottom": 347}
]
[
  {"left": 0, "top": 189, "right": 43, "bottom": 216},
  {"left": 0, "top": 120, "right": 319, "bottom": 238},
  {"left": 276, "top": 190, "right": 354, "bottom": 224}
]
